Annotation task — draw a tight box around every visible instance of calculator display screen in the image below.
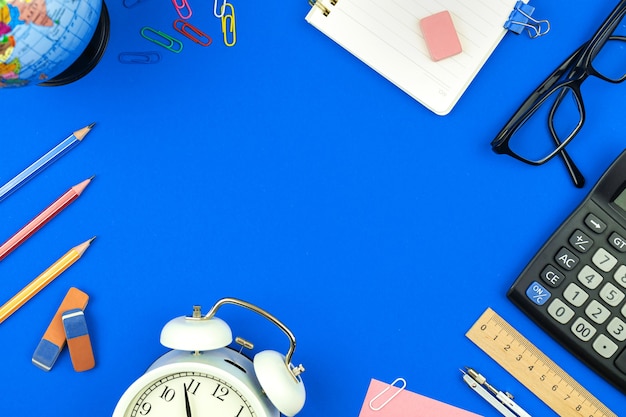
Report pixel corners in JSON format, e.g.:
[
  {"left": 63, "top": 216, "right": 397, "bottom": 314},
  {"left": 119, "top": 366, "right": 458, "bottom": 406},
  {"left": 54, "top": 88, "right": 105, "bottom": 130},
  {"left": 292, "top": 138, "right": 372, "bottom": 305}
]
[{"left": 612, "top": 185, "right": 626, "bottom": 212}]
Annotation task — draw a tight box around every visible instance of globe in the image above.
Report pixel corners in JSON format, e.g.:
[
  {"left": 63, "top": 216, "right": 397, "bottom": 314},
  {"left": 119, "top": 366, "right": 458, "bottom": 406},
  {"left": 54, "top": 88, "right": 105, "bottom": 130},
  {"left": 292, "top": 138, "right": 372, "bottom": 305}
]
[{"left": 0, "top": 0, "right": 110, "bottom": 88}]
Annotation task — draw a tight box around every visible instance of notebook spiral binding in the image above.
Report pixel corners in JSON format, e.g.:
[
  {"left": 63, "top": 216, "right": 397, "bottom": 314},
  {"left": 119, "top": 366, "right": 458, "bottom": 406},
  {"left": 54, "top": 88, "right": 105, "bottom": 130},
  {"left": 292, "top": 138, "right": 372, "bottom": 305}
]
[{"left": 308, "top": 0, "right": 337, "bottom": 16}]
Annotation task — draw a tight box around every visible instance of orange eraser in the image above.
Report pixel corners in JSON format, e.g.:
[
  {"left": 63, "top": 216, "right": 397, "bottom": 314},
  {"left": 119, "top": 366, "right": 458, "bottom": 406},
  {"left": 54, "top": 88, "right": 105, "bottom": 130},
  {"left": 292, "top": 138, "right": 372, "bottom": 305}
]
[
  {"left": 62, "top": 308, "right": 95, "bottom": 372},
  {"left": 420, "top": 11, "right": 462, "bottom": 61},
  {"left": 32, "top": 287, "right": 89, "bottom": 371}
]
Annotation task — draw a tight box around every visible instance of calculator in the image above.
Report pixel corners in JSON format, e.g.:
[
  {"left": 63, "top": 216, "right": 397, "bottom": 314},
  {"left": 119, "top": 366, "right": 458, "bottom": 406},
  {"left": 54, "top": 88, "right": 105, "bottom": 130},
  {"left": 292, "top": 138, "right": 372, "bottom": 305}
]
[{"left": 508, "top": 149, "right": 626, "bottom": 393}]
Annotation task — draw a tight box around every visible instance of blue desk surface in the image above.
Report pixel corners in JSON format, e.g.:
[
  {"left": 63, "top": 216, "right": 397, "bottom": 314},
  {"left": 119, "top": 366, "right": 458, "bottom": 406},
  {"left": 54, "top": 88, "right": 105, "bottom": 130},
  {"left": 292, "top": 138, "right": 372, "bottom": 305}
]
[{"left": 2, "top": 1, "right": 625, "bottom": 415}]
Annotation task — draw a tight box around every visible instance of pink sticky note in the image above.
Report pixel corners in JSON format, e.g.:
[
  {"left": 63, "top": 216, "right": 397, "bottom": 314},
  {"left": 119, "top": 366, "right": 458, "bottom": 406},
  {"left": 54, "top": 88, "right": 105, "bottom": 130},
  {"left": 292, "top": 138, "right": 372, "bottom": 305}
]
[
  {"left": 358, "top": 379, "right": 483, "bottom": 417},
  {"left": 420, "top": 11, "right": 463, "bottom": 61}
]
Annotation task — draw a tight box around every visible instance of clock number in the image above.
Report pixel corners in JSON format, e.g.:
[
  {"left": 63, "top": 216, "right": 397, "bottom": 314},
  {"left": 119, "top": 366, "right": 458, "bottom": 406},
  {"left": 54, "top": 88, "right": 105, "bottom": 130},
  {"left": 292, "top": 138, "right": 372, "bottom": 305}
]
[
  {"left": 160, "top": 385, "right": 176, "bottom": 402},
  {"left": 212, "top": 383, "right": 230, "bottom": 401},
  {"left": 185, "top": 379, "right": 201, "bottom": 395},
  {"left": 235, "top": 405, "right": 244, "bottom": 417},
  {"left": 139, "top": 402, "right": 152, "bottom": 415}
]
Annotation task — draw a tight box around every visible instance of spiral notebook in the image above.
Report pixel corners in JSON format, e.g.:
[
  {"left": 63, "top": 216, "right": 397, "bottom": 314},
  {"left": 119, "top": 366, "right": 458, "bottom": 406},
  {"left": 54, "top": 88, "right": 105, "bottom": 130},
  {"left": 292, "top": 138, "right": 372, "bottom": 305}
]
[{"left": 305, "top": 0, "right": 529, "bottom": 115}]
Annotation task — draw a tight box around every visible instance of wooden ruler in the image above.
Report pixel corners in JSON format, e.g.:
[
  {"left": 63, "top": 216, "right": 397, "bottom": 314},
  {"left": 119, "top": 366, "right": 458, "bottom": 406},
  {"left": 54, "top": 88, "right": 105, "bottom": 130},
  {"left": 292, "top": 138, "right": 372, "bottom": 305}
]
[{"left": 466, "top": 308, "right": 616, "bottom": 417}]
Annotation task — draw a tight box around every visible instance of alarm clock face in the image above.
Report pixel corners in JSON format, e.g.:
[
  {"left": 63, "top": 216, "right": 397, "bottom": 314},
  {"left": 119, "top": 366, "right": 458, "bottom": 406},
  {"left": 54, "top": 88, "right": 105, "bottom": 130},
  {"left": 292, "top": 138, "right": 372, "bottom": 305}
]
[{"left": 122, "top": 371, "right": 255, "bottom": 417}]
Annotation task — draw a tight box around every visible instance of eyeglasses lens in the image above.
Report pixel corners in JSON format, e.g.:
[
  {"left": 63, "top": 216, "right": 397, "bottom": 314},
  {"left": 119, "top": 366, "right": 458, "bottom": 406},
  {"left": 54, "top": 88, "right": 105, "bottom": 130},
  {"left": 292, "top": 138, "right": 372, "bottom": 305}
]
[
  {"left": 507, "top": 85, "right": 583, "bottom": 163},
  {"left": 592, "top": 34, "right": 626, "bottom": 82}
]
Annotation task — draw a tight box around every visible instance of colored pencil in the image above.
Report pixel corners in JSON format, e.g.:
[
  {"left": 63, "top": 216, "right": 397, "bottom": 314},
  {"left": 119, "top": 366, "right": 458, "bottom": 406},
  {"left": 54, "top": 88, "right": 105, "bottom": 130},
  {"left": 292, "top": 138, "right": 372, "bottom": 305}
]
[
  {"left": 0, "top": 123, "right": 95, "bottom": 203},
  {"left": 0, "top": 237, "right": 96, "bottom": 324},
  {"left": 0, "top": 177, "right": 94, "bottom": 262}
]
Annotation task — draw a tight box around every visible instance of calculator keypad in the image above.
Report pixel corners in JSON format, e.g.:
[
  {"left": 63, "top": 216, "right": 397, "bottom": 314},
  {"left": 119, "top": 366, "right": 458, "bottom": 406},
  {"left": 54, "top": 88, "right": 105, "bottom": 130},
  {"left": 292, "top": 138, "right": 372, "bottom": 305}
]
[
  {"left": 508, "top": 200, "right": 626, "bottom": 392},
  {"left": 529, "top": 211, "right": 626, "bottom": 357}
]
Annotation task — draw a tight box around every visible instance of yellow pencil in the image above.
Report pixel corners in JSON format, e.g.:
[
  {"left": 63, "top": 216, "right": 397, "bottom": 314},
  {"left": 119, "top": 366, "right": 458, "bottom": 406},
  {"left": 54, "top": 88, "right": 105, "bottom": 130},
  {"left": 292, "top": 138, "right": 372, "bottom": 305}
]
[{"left": 0, "top": 237, "right": 95, "bottom": 324}]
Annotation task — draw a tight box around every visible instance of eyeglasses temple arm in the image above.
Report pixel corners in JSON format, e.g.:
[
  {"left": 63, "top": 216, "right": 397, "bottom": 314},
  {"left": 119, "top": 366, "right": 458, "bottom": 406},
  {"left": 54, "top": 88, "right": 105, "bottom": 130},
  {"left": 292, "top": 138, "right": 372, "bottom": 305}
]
[{"left": 558, "top": 148, "right": 585, "bottom": 188}]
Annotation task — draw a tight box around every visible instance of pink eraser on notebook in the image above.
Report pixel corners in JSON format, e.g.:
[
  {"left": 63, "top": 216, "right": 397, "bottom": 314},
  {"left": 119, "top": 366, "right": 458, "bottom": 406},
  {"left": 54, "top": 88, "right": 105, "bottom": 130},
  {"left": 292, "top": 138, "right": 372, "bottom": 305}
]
[{"left": 420, "top": 11, "right": 462, "bottom": 62}]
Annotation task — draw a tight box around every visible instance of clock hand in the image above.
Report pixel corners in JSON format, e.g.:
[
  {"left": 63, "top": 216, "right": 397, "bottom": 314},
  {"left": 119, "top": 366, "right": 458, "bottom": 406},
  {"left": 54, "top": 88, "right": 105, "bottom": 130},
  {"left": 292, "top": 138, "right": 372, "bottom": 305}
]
[{"left": 183, "top": 384, "right": 193, "bottom": 417}]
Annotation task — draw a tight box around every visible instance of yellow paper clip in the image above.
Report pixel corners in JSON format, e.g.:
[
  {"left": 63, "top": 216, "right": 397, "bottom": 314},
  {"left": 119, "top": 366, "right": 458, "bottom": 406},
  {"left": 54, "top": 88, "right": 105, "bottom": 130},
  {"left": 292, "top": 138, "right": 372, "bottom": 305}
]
[
  {"left": 368, "top": 377, "right": 406, "bottom": 411},
  {"left": 213, "top": 0, "right": 226, "bottom": 17},
  {"left": 140, "top": 27, "right": 183, "bottom": 53},
  {"left": 221, "top": 2, "right": 236, "bottom": 47}
]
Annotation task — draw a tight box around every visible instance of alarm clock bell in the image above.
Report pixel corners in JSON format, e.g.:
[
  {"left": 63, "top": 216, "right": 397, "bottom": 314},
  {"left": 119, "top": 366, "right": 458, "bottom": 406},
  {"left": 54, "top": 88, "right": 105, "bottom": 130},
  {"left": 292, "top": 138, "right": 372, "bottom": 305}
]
[
  {"left": 147, "top": 298, "right": 306, "bottom": 417},
  {"left": 160, "top": 305, "right": 232, "bottom": 351}
]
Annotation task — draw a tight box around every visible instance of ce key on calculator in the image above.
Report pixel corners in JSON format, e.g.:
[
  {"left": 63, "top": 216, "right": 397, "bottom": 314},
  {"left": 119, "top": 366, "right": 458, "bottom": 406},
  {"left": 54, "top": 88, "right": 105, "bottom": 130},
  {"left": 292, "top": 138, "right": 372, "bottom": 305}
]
[{"left": 508, "top": 149, "right": 626, "bottom": 393}]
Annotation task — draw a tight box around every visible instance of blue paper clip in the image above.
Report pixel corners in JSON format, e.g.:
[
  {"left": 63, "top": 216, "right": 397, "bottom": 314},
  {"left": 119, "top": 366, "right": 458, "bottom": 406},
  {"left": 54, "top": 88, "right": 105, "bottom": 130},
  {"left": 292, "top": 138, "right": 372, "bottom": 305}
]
[
  {"left": 118, "top": 51, "right": 161, "bottom": 64},
  {"left": 140, "top": 27, "right": 184, "bottom": 53},
  {"left": 504, "top": 1, "right": 550, "bottom": 38},
  {"left": 221, "top": 2, "right": 236, "bottom": 47},
  {"left": 122, "top": 0, "right": 144, "bottom": 8},
  {"left": 171, "top": 0, "right": 192, "bottom": 19},
  {"left": 173, "top": 20, "right": 212, "bottom": 46}
]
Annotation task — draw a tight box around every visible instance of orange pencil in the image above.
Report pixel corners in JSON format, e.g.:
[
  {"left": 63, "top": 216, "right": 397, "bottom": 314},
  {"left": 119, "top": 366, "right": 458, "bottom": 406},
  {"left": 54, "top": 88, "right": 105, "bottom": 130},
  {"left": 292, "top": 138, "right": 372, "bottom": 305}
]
[
  {"left": 0, "top": 237, "right": 95, "bottom": 324},
  {"left": 0, "top": 177, "right": 93, "bottom": 262}
]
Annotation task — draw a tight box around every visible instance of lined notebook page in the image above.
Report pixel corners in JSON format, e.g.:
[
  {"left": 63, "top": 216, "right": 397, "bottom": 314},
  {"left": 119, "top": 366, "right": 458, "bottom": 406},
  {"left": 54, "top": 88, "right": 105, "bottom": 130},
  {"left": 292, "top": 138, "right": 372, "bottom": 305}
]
[{"left": 306, "top": 0, "right": 525, "bottom": 115}]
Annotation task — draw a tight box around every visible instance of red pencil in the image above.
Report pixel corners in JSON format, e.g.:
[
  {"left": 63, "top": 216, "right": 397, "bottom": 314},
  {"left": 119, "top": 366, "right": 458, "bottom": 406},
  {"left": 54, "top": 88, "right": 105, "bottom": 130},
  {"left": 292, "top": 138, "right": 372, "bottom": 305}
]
[{"left": 0, "top": 177, "right": 93, "bottom": 262}]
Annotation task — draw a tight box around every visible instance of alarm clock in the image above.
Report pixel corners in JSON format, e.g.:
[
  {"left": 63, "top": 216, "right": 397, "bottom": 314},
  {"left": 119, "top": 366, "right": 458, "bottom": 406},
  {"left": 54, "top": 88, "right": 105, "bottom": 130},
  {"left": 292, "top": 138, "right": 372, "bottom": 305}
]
[{"left": 112, "top": 297, "right": 306, "bottom": 417}]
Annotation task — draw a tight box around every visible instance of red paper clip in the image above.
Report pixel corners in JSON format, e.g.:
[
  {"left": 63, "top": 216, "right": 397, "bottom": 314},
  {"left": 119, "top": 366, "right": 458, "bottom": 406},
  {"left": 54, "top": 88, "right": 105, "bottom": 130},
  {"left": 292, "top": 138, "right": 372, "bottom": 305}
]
[
  {"left": 173, "top": 19, "right": 212, "bottom": 46},
  {"left": 171, "top": 0, "right": 192, "bottom": 19}
]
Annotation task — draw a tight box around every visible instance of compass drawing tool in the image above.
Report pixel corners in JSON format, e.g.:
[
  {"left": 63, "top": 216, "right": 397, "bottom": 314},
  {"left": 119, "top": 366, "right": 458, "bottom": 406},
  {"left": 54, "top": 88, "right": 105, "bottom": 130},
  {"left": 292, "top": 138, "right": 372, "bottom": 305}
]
[{"left": 461, "top": 367, "right": 530, "bottom": 417}]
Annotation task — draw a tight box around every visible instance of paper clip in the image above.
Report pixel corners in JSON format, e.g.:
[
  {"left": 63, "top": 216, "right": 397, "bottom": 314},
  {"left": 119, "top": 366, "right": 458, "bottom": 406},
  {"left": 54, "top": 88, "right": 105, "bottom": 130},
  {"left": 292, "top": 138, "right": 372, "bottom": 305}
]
[
  {"left": 173, "top": 19, "right": 212, "bottom": 46},
  {"left": 171, "top": 0, "right": 192, "bottom": 19},
  {"left": 118, "top": 51, "right": 161, "bottom": 64},
  {"left": 221, "top": 2, "right": 236, "bottom": 47},
  {"left": 213, "top": 0, "right": 226, "bottom": 17},
  {"left": 140, "top": 27, "right": 184, "bottom": 53},
  {"left": 122, "top": 0, "right": 143, "bottom": 8},
  {"left": 368, "top": 377, "right": 406, "bottom": 411},
  {"left": 504, "top": 1, "right": 550, "bottom": 38}
]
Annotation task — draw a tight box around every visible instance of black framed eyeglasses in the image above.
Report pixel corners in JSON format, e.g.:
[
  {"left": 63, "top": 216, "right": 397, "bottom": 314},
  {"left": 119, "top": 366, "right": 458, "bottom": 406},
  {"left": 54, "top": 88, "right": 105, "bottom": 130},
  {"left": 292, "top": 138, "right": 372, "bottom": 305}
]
[{"left": 491, "top": 0, "right": 626, "bottom": 188}]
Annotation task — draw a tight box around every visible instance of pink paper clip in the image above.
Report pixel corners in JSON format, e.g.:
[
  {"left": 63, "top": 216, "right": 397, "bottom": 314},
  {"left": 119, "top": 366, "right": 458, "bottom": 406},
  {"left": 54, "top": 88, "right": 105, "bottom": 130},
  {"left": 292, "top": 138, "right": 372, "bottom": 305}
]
[
  {"left": 171, "top": 0, "right": 192, "bottom": 19},
  {"left": 173, "top": 19, "right": 212, "bottom": 46}
]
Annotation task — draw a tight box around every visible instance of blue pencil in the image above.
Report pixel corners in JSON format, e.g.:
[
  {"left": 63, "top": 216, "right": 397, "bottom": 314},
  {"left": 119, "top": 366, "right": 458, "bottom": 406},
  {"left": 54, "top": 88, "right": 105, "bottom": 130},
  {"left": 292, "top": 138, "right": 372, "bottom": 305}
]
[{"left": 0, "top": 123, "right": 95, "bottom": 203}]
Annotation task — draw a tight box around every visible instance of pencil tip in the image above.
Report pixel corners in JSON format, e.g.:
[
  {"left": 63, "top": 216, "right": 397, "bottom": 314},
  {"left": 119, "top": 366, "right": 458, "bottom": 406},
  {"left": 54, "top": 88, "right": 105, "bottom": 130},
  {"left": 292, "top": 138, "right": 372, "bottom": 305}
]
[
  {"left": 74, "top": 123, "right": 96, "bottom": 141},
  {"left": 73, "top": 236, "right": 97, "bottom": 256},
  {"left": 73, "top": 176, "right": 94, "bottom": 195},
  {"left": 89, "top": 174, "right": 96, "bottom": 180}
]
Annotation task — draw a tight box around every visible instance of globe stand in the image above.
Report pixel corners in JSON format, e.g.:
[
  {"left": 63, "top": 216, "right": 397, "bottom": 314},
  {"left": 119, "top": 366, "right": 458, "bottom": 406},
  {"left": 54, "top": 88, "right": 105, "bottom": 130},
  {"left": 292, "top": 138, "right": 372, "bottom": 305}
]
[{"left": 39, "top": 1, "right": 111, "bottom": 87}]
